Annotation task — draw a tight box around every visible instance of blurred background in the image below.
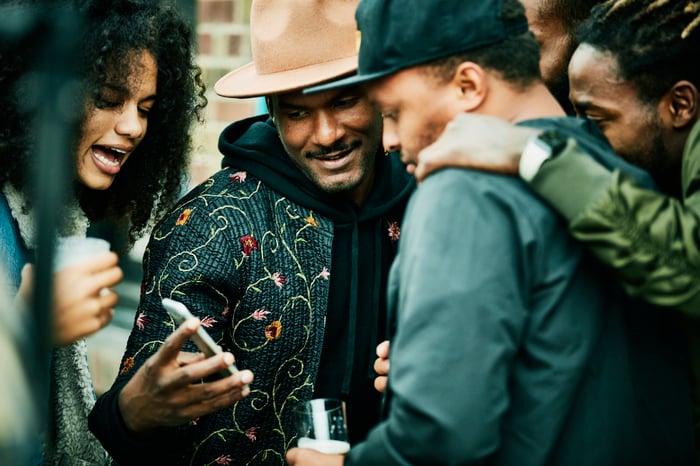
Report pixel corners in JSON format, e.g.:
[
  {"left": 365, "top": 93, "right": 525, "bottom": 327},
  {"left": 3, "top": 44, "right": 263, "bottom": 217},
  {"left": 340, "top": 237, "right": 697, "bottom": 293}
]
[{"left": 86, "top": 0, "right": 263, "bottom": 395}]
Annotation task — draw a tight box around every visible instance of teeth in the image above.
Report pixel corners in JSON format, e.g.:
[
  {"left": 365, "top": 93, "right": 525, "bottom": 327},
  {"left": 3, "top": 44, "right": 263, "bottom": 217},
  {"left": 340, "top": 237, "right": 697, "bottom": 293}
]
[
  {"left": 110, "top": 147, "right": 127, "bottom": 154},
  {"left": 93, "top": 150, "right": 121, "bottom": 167}
]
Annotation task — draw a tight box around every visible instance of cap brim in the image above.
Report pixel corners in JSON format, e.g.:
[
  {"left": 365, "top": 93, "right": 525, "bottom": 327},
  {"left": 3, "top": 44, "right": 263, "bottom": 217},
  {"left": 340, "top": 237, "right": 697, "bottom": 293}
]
[
  {"left": 303, "top": 68, "right": 393, "bottom": 94},
  {"left": 215, "top": 56, "right": 359, "bottom": 98}
]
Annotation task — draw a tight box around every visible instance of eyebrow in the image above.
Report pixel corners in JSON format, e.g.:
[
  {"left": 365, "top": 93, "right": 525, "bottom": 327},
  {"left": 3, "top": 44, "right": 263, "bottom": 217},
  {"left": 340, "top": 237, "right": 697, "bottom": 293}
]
[{"left": 103, "top": 83, "right": 157, "bottom": 103}]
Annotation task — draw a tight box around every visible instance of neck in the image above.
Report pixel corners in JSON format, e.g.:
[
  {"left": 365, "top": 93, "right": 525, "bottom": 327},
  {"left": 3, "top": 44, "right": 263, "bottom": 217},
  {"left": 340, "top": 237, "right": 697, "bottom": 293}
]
[{"left": 479, "top": 80, "right": 566, "bottom": 123}]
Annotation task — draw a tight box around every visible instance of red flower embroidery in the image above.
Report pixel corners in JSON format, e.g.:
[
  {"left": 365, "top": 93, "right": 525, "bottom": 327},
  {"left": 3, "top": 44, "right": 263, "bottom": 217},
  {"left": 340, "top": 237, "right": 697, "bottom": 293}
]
[
  {"left": 214, "top": 454, "right": 233, "bottom": 465},
  {"left": 120, "top": 357, "right": 135, "bottom": 374},
  {"left": 229, "top": 171, "right": 247, "bottom": 183},
  {"left": 222, "top": 305, "right": 231, "bottom": 318},
  {"left": 240, "top": 235, "right": 259, "bottom": 256},
  {"left": 176, "top": 208, "right": 192, "bottom": 226},
  {"left": 136, "top": 312, "right": 150, "bottom": 330},
  {"left": 273, "top": 272, "right": 287, "bottom": 288},
  {"left": 246, "top": 426, "right": 260, "bottom": 441},
  {"left": 200, "top": 316, "right": 217, "bottom": 328},
  {"left": 265, "top": 321, "right": 282, "bottom": 340},
  {"left": 387, "top": 221, "right": 400, "bottom": 242},
  {"left": 252, "top": 309, "right": 271, "bottom": 320}
]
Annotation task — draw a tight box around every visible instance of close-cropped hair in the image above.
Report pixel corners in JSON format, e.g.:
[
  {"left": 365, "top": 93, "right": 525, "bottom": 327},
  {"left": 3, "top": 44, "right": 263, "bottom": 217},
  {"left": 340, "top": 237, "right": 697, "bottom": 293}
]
[
  {"left": 537, "top": 0, "right": 605, "bottom": 34},
  {"left": 576, "top": 0, "right": 700, "bottom": 105},
  {"left": 421, "top": 0, "right": 541, "bottom": 91},
  {"left": 0, "top": 0, "right": 207, "bottom": 247}
]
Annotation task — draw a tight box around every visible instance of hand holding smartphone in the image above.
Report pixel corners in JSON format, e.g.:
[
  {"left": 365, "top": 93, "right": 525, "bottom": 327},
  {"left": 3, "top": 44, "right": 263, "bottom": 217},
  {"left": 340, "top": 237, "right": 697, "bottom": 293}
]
[{"left": 162, "top": 298, "right": 246, "bottom": 387}]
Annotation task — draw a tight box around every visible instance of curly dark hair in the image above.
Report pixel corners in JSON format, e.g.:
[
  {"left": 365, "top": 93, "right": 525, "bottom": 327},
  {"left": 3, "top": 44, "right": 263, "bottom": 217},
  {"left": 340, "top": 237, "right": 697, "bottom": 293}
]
[
  {"left": 0, "top": 0, "right": 207, "bottom": 247},
  {"left": 576, "top": 0, "right": 700, "bottom": 106},
  {"left": 421, "top": 0, "right": 541, "bottom": 91}
]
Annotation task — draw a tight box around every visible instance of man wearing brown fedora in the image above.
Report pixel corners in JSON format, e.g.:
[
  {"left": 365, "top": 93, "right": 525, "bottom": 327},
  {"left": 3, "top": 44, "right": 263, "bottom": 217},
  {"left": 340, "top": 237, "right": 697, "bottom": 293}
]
[
  {"left": 88, "top": 0, "right": 413, "bottom": 464},
  {"left": 288, "top": 0, "right": 696, "bottom": 465}
]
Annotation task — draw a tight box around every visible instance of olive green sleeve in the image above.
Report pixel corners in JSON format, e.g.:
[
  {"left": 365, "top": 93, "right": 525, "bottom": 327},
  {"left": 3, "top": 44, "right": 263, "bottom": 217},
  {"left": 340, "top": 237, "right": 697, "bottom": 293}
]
[{"left": 528, "top": 124, "right": 700, "bottom": 316}]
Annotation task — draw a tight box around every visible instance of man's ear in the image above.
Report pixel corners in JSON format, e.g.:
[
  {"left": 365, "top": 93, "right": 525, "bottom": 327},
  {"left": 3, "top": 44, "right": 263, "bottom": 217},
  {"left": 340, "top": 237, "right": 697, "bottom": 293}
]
[
  {"left": 666, "top": 80, "right": 698, "bottom": 129},
  {"left": 265, "top": 96, "right": 276, "bottom": 122},
  {"left": 453, "top": 62, "right": 486, "bottom": 112}
]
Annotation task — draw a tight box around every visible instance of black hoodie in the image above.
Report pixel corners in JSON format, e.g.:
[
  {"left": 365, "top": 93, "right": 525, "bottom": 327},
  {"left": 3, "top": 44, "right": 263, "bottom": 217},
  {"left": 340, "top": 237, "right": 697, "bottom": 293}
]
[{"left": 219, "top": 115, "right": 415, "bottom": 443}]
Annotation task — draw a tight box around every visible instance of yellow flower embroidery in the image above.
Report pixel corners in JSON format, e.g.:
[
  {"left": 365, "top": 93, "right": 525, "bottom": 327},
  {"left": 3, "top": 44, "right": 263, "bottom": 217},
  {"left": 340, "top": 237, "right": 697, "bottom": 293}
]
[
  {"left": 265, "top": 321, "right": 282, "bottom": 340},
  {"left": 120, "top": 356, "right": 135, "bottom": 374},
  {"left": 304, "top": 213, "right": 318, "bottom": 228},
  {"left": 176, "top": 208, "right": 192, "bottom": 226}
]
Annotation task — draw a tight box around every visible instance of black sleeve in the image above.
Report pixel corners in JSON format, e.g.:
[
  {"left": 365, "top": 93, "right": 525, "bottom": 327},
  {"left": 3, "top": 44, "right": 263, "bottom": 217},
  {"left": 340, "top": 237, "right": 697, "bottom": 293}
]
[{"left": 88, "top": 383, "right": 181, "bottom": 465}]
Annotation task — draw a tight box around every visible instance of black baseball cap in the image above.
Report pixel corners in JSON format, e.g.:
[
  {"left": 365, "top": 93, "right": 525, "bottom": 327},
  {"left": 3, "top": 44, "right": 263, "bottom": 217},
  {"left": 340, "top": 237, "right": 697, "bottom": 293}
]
[{"left": 305, "top": 0, "right": 529, "bottom": 94}]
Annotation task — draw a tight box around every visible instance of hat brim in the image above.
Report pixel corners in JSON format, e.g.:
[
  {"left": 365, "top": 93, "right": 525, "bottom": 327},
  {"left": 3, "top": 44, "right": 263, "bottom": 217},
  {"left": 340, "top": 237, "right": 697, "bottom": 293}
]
[
  {"left": 303, "top": 67, "right": 393, "bottom": 94},
  {"left": 215, "top": 56, "right": 359, "bottom": 98}
]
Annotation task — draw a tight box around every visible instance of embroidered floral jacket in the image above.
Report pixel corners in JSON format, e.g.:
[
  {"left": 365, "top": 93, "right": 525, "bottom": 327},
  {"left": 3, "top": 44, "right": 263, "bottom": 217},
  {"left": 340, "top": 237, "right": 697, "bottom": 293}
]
[{"left": 89, "top": 115, "right": 414, "bottom": 465}]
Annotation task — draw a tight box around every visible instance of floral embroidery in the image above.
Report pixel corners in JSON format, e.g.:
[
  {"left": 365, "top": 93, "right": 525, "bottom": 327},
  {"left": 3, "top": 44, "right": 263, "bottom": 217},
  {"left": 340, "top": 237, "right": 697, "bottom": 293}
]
[
  {"left": 136, "top": 312, "right": 150, "bottom": 329},
  {"left": 387, "top": 221, "right": 400, "bottom": 242},
  {"left": 265, "top": 321, "right": 282, "bottom": 340},
  {"left": 176, "top": 208, "right": 192, "bottom": 226},
  {"left": 320, "top": 267, "right": 330, "bottom": 280},
  {"left": 304, "top": 213, "right": 318, "bottom": 227},
  {"left": 273, "top": 272, "right": 287, "bottom": 288},
  {"left": 240, "top": 234, "right": 259, "bottom": 256},
  {"left": 229, "top": 171, "right": 247, "bottom": 183},
  {"left": 252, "top": 308, "right": 271, "bottom": 320},
  {"left": 214, "top": 454, "right": 233, "bottom": 465},
  {"left": 200, "top": 316, "right": 217, "bottom": 328},
  {"left": 120, "top": 357, "right": 135, "bottom": 374},
  {"left": 190, "top": 417, "right": 200, "bottom": 426},
  {"left": 245, "top": 426, "right": 260, "bottom": 441},
  {"left": 222, "top": 306, "right": 231, "bottom": 318}
]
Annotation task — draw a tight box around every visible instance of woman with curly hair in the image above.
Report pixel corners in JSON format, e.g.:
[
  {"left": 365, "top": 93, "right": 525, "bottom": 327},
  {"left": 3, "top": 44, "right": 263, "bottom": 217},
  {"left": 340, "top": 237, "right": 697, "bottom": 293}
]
[{"left": 0, "top": 0, "right": 206, "bottom": 463}]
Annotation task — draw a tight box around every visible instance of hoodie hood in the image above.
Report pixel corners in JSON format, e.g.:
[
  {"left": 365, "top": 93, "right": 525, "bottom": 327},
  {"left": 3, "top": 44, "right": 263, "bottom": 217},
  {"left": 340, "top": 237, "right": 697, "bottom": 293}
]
[{"left": 219, "top": 114, "right": 414, "bottom": 222}]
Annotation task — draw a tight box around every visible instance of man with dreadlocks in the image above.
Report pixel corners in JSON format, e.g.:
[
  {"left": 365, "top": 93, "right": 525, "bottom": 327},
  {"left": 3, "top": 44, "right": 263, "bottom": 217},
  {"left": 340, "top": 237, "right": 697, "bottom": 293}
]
[{"left": 411, "top": 0, "right": 700, "bottom": 443}]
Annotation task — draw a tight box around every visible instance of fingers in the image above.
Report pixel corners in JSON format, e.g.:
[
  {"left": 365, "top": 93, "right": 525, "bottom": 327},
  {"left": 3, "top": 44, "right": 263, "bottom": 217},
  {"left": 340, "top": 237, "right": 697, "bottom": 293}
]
[
  {"left": 188, "top": 369, "right": 254, "bottom": 409},
  {"left": 374, "top": 340, "right": 390, "bottom": 393},
  {"left": 376, "top": 340, "right": 390, "bottom": 358},
  {"left": 73, "top": 252, "right": 124, "bottom": 295},
  {"left": 286, "top": 447, "right": 345, "bottom": 466},
  {"left": 374, "top": 375, "right": 387, "bottom": 393},
  {"left": 20, "top": 263, "right": 35, "bottom": 286},
  {"left": 286, "top": 447, "right": 300, "bottom": 464},
  {"left": 176, "top": 351, "right": 206, "bottom": 366}
]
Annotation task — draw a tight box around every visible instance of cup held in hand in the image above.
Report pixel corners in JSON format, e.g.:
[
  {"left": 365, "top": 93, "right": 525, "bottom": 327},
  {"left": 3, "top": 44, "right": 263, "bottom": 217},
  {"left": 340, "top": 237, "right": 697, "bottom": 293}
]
[
  {"left": 294, "top": 398, "right": 350, "bottom": 455},
  {"left": 53, "top": 236, "right": 111, "bottom": 271}
]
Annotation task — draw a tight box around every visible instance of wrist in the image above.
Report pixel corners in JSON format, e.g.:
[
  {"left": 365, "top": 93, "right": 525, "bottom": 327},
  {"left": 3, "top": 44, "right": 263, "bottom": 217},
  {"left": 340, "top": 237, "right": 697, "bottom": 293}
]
[{"left": 518, "top": 129, "right": 569, "bottom": 182}]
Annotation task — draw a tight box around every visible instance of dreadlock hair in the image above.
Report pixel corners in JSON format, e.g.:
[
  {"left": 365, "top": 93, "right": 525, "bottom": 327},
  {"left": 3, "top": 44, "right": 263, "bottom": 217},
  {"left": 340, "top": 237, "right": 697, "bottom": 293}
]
[
  {"left": 576, "top": 0, "right": 700, "bottom": 106},
  {"left": 0, "top": 0, "right": 207, "bottom": 248},
  {"left": 421, "top": 0, "right": 541, "bottom": 91}
]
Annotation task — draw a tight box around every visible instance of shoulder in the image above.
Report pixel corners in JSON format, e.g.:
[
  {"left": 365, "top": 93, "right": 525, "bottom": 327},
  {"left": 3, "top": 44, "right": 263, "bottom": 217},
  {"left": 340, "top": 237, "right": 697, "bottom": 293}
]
[
  {"left": 405, "top": 168, "right": 568, "bottom": 252},
  {"left": 412, "top": 168, "right": 550, "bottom": 221}
]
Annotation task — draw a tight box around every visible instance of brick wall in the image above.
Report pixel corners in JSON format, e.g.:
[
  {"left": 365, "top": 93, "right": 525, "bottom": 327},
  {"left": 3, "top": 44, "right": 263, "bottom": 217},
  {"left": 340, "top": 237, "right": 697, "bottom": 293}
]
[{"left": 190, "top": 0, "right": 260, "bottom": 187}]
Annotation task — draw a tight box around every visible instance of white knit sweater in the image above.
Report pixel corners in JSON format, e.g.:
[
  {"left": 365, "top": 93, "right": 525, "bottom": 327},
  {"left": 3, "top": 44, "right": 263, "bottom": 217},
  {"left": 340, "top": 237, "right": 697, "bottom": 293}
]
[{"left": 3, "top": 185, "right": 107, "bottom": 465}]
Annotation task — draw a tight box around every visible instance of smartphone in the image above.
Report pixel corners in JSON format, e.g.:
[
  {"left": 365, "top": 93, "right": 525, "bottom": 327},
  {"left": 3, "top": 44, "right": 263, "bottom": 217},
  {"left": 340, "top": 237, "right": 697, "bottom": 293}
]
[{"left": 162, "top": 298, "right": 245, "bottom": 384}]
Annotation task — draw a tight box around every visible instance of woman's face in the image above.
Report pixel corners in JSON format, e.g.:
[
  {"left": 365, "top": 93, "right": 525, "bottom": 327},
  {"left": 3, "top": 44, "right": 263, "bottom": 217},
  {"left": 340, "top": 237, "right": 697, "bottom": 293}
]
[{"left": 75, "top": 50, "right": 157, "bottom": 190}]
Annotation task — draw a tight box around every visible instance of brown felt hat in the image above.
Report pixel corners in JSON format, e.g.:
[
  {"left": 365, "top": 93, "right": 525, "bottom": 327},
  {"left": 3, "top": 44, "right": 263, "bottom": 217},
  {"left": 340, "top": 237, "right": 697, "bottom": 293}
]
[{"left": 214, "top": 0, "right": 360, "bottom": 98}]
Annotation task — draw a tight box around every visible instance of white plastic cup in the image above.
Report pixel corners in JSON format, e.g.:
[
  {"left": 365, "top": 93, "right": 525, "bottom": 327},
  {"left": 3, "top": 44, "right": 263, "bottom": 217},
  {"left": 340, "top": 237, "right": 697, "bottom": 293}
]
[{"left": 53, "top": 236, "right": 111, "bottom": 272}]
